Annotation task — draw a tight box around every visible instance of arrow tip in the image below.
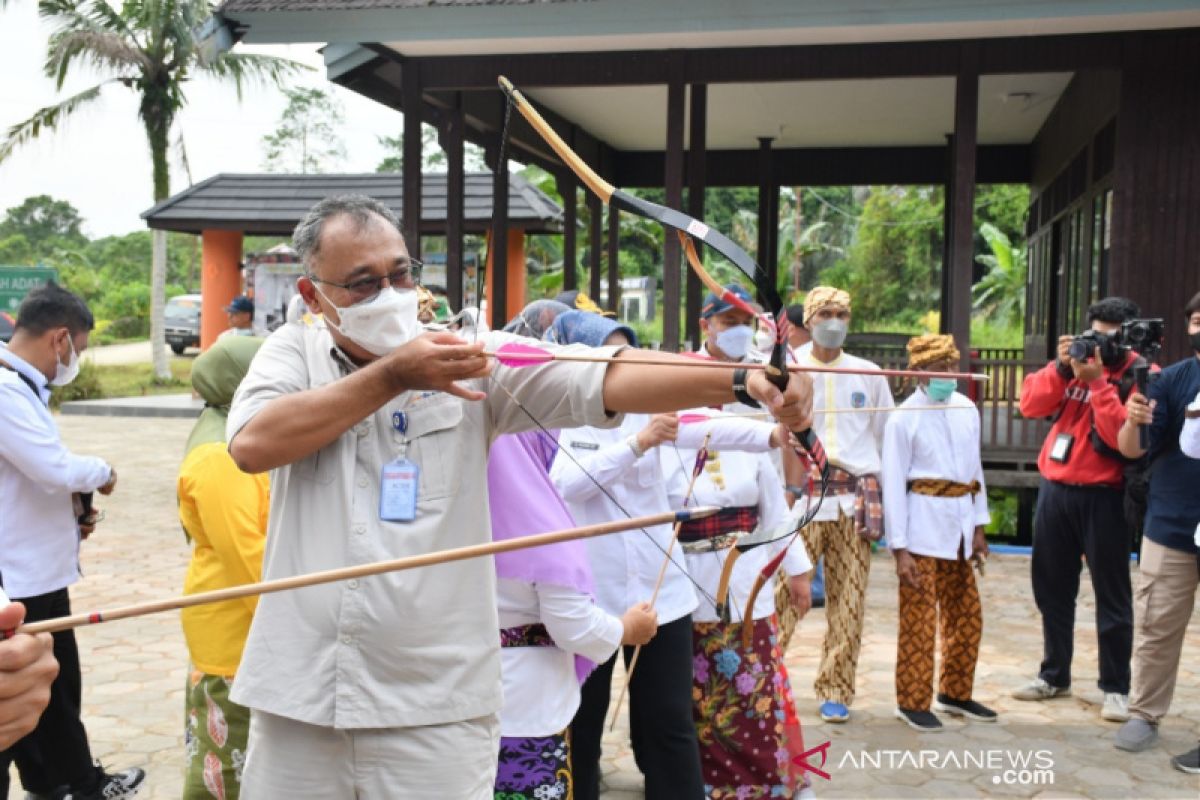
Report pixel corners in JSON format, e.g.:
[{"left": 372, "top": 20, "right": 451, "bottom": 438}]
[{"left": 676, "top": 505, "right": 720, "bottom": 522}]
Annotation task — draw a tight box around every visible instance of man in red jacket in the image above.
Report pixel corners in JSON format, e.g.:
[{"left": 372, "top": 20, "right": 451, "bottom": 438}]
[{"left": 1013, "top": 297, "right": 1140, "bottom": 724}]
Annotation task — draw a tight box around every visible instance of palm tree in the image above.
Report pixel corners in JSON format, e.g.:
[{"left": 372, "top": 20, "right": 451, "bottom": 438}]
[{"left": 0, "top": 1, "right": 301, "bottom": 378}]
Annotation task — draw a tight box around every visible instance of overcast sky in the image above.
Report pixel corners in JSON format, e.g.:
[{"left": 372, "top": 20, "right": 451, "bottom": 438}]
[{"left": 0, "top": 2, "right": 406, "bottom": 238}]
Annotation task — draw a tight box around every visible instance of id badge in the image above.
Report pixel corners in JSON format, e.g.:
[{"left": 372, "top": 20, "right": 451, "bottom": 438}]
[
  {"left": 1049, "top": 432, "right": 1074, "bottom": 464},
  {"left": 380, "top": 458, "right": 419, "bottom": 522}
]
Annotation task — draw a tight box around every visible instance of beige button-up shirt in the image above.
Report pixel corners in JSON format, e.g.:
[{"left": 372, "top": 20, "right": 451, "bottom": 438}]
[{"left": 226, "top": 321, "right": 621, "bottom": 729}]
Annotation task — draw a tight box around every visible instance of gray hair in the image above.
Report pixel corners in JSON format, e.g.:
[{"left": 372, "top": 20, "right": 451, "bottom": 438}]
[{"left": 292, "top": 194, "right": 402, "bottom": 269}]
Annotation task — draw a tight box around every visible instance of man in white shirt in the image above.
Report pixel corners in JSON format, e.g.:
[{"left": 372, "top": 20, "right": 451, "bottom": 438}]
[
  {"left": 796, "top": 285, "right": 894, "bottom": 723},
  {"left": 882, "top": 334, "right": 995, "bottom": 733},
  {"left": 226, "top": 195, "right": 815, "bottom": 799},
  {"left": 0, "top": 282, "right": 143, "bottom": 800}
]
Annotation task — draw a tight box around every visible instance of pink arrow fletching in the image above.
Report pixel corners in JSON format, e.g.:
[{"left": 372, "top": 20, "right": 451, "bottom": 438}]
[
  {"left": 494, "top": 342, "right": 556, "bottom": 367},
  {"left": 678, "top": 413, "right": 715, "bottom": 425}
]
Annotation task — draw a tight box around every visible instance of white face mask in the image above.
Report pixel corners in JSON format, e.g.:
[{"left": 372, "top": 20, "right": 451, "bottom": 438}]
[
  {"left": 811, "top": 318, "right": 848, "bottom": 349},
  {"left": 315, "top": 285, "right": 420, "bottom": 357},
  {"left": 50, "top": 335, "right": 80, "bottom": 387},
  {"left": 714, "top": 324, "right": 755, "bottom": 360}
]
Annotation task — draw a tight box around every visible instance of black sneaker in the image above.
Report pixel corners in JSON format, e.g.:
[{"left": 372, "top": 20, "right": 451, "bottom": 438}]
[
  {"left": 1172, "top": 746, "right": 1200, "bottom": 775},
  {"left": 63, "top": 766, "right": 145, "bottom": 800},
  {"left": 934, "top": 693, "right": 999, "bottom": 722},
  {"left": 895, "top": 706, "right": 943, "bottom": 732}
]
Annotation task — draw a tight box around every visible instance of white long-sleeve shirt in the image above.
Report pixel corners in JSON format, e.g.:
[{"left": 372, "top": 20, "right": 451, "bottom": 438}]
[
  {"left": 0, "top": 345, "right": 112, "bottom": 598},
  {"left": 796, "top": 344, "right": 894, "bottom": 522},
  {"left": 881, "top": 389, "right": 990, "bottom": 559},
  {"left": 1182, "top": 391, "right": 1200, "bottom": 459},
  {"left": 550, "top": 414, "right": 774, "bottom": 624},
  {"left": 666, "top": 421, "right": 812, "bottom": 622},
  {"left": 496, "top": 578, "right": 623, "bottom": 736}
]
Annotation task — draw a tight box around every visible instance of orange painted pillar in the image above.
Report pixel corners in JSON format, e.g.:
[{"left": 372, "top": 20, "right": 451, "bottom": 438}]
[
  {"left": 484, "top": 228, "right": 527, "bottom": 323},
  {"left": 200, "top": 229, "right": 243, "bottom": 350}
]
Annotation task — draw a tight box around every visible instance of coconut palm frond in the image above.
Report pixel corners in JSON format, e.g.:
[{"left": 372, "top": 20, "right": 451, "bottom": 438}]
[
  {"left": 45, "top": 28, "right": 149, "bottom": 86},
  {"left": 0, "top": 81, "right": 111, "bottom": 164},
  {"left": 199, "top": 52, "right": 309, "bottom": 101}
]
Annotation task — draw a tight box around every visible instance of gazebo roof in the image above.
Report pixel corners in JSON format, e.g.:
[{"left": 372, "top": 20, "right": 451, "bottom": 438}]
[{"left": 141, "top": 172, "right": 563, "bottom": 236}]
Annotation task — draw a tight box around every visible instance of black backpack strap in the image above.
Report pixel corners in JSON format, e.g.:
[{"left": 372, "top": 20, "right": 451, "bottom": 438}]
[{"left": 0, "top": 360, "right": 45, "bottom": 406}]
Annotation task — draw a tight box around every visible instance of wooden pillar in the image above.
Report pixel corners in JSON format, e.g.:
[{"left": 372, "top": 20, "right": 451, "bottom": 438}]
[
  {"left": 402, "top": 63, "right": 423, "bottom": 259},
  {"left": 607, "top": 205, "right": 620, "bottom": 314},
  {"left": 686, "top": 83, "right": 707, "bottom": 349},
  {"left": 484, "top": 227, "right": 528, "bottom": 326},
  {"left": 199, "top": 229, "right": 243, "bottom": 350},
  {"left": 663, "top": 65, "right": 686, "bottom": 352},
  {"left": 557, "top": 172, "right": 578, "bottom": 292},
  {"left": 588, "top": 192, "right": 602, "bottom": 301},
  {"left": 945, "top": 46, "right": 978, "bottom": 369},
  {"left": 490, "top": 99, "right": 510, "bottom": 330},
  {"left": 444, "top": 92, "right": 465, "bottom": 311},
  {"left": 757, "top": 137, "right": 775, "bottom": 304}
]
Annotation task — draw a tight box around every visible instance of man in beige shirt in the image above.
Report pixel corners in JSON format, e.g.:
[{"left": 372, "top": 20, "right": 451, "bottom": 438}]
[{"left": 226, "top": 194, "right": 814, "bottom": 798}]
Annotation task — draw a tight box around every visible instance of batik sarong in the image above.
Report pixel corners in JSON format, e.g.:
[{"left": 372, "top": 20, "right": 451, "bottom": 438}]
[
  {"left": 494, "top": 731, "right": 572, "bottom": 800},
  {"left": 693, "top": 615, "right": 806, "bottom": 799},
  {"left": 183, "top": 669, "right": 250, "bottom": 800}
]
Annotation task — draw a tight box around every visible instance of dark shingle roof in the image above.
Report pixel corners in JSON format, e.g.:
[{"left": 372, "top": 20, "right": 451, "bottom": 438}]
[
  {"left": 221, "top": 1, "right": 571, "bottom": 12},
  {"left": 142, "top": 173, "right": 563, "bottom": 236}
]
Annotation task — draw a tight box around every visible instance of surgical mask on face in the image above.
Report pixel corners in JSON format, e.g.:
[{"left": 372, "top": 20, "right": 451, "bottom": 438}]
[
  {"left": 925, "top": 378, "right": 956, "bottom": 402},
  {"left": 714, "top": 324, "right": 755, "bottom": 359},
  {"left": 1190, "top": 330, "right": 1200, "bottom": 354},
  {"left": 315, "top": 285, "right": 420, "bottom": 357},
  {"left": 811, "top": 318, "right": 848, "bottom": 349},
  {"left": 50, "top": 335, "right": 80, "bottom": 387}
]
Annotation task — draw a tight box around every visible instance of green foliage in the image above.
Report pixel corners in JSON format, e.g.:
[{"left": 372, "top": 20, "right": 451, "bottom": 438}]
[
  {"left": 985, "top": 489, "right": 1019, "bottom": 539},
  {"left": 262, "top": 87, "right": 347, "bottom": 174},
  {"left": 50, "top": 358, "right": 192, "bottom": 408},
  {"left": 0, "top": 195, "right": 86, "bottom": 248},
  {"left": 376, "top": 126, "right": 487, "bottom": 173},
  {"left": 48, "top": 359, "right": 103, "bottom": 409},
  {"left": 973, "top": 222, "right": 1027, "bottom": 329}
]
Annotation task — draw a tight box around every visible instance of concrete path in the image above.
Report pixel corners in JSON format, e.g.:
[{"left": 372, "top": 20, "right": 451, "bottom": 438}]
[
  {"left": 5, "top": 415, "right": 1198, "bottom": 799},
  {"left": 82, "top": 341, "right": 198, "bottom": 366}
]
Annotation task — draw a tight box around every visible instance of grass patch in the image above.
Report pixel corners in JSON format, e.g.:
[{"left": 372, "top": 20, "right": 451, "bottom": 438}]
[{"left": 51, "top": 358, "right": 192, "bottom": 409}]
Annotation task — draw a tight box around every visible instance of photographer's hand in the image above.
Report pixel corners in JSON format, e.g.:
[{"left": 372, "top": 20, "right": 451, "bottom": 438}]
[
  {"left": 1124, "top": 391, "right": 1155, "bottom": 427},
  {"left": 1056, "top": 334, "right": 1074, "bottom": 366},
  {"left": 1070, "top": 346, "right": 1104, "bottom": 383}
]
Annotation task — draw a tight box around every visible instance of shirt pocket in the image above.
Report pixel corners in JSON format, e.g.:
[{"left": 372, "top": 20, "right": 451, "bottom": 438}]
[{"left": 404, "top": 397, "right": 466, "bottom": 502}]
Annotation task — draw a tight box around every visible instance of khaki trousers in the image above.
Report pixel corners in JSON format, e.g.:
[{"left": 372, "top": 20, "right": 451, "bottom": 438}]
[
  {"left": 240, "top": 709, "right": 499, "bottom": 799},
  {"left": 895, "top": 552, "right": 983, "bottom": 711},
  {"left": 1129, "top": 537, "right": 1200, "bottom": 724},
  {"left": 800, "top": 509, "right": 871, "bottom": 704}
]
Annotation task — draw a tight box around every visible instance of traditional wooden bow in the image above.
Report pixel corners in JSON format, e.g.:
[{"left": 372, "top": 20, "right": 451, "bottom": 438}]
[{"left": 499, "top": 76, "right": 832, "bottom": 651}]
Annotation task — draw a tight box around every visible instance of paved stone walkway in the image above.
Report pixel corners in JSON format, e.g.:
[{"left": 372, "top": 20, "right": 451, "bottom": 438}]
[{"left": 6, "top": 415, "right": 1199, "bottom": 798}]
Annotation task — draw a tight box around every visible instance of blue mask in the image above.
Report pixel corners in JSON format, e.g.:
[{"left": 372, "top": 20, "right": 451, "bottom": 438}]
[
  {"left": 925, "top": 378, "right": 956, "bottom": 402},
  {"left": 714, "top": 325, "right": 755, "bottom": 359}
]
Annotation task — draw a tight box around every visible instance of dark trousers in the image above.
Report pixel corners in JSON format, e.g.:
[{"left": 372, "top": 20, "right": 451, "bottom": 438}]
[
  {"left": 571, "top": 614, "right": 704, "bottom": 800},
  {"left": 0, "top": 588, "right": 96, "bottom": 796},
  {"left": 1032, "top": 479, "right": 1133, "bottom": 694}
]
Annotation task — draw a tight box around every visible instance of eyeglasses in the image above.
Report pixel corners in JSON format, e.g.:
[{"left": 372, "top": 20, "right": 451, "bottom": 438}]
[{"left": 309, "top": 259, "right": 424, "bottom": 304}]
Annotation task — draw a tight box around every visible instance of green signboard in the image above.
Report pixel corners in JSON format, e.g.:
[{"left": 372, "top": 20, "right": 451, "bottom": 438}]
[{"left": 0, "top": 266, "right": 59, "bottom": 313}]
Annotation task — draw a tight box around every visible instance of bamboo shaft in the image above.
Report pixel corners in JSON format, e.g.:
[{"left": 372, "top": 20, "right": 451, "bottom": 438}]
[
  {"left": 488, "top": 349, "right": 988, "bottom": 382},
  {"left": 610, "top": 432, "right": 714, "bottom": 730},
  {"left": 14, "top": 509, "right": 716, "bottom": 637}
]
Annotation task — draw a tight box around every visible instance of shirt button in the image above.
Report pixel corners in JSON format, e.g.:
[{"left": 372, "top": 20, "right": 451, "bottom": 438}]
[
  {"left": 347, "top": 579, "right": 359, "bottom": 589},
  {"left": 357, "top": 477, "right": 369, "bottom": 488},
  {"left": 354, "top": 525, "right": 366, "bottom": 535},
  {"left": 342, "top": 635, "right": 353, "bottom": 645}
]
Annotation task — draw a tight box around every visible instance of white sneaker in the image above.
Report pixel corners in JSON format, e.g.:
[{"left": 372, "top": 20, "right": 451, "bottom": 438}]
[
  {"left": 1102, "top": 692, "right": 1130, "bottom": 722},
  {"left": 1011, "top": 677, "right": 1071, "bottom": 701}
]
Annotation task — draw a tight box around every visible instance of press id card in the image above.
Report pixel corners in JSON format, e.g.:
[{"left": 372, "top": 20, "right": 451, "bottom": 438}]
[{"left": 380, "top": 458, "right": 419, "bottom": 522}]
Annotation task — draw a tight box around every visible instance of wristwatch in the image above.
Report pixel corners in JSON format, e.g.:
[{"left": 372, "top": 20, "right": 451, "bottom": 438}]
[{"left": 732, "top": 368, "right": 762, "bottom": 409}]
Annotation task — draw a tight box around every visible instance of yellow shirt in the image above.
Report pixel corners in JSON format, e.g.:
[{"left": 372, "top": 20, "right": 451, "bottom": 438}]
[{"left": 178, "top": 441, "right": 269, "bottom": 676}]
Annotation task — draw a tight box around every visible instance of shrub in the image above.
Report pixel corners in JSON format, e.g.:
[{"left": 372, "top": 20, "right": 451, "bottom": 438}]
[{"left": 49, "top": 360, "right": 103, "bottom": 409}]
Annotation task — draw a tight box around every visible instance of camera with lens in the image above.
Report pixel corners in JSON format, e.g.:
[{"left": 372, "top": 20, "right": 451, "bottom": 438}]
[
  {"left": 1068, "top": 329, "right": 1122, "bottom": 362},
  {"left": 1120, "top": 318, "right": 1165, "bottom": 360}
]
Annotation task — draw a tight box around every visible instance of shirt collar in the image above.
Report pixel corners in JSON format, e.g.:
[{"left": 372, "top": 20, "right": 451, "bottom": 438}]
[{"left": 0, "top": 342, "right": 50, "bottom": 402}]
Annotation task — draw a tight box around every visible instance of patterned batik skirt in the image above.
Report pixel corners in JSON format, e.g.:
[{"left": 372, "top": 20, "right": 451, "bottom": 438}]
[
  {"left": 183, "top": 669, "right": 251, "bottom": 800},
  {"left": 494, "top": 730, "right": 572, "bottom": 800},
  {"left": 693, "top": 615, "right": 808, "bottom": 799}
]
